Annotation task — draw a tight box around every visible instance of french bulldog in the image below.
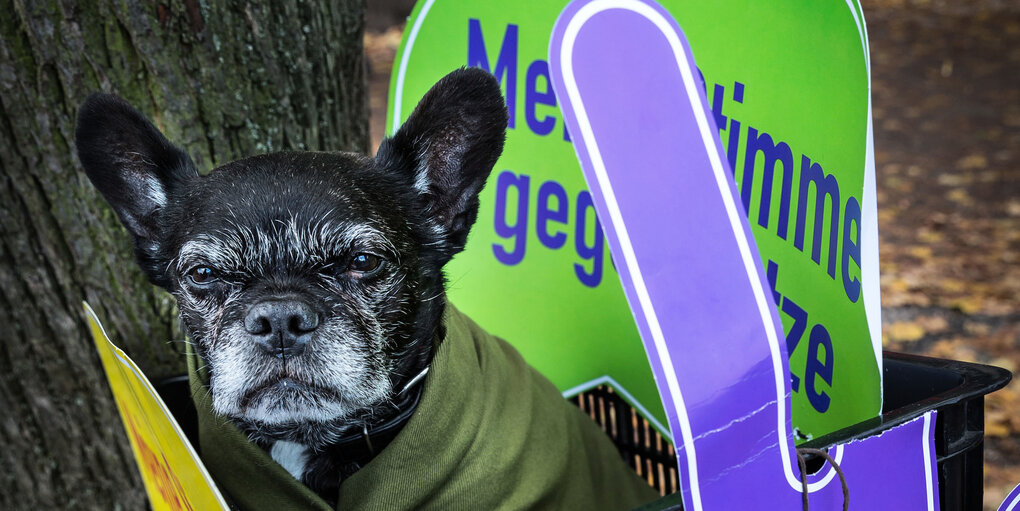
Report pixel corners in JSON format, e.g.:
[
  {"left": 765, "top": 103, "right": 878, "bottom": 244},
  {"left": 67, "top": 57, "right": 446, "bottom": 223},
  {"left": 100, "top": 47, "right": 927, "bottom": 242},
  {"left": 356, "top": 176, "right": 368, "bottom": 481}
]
[{"left": 76, "top": 67, "right": 657, "bottom": 509}]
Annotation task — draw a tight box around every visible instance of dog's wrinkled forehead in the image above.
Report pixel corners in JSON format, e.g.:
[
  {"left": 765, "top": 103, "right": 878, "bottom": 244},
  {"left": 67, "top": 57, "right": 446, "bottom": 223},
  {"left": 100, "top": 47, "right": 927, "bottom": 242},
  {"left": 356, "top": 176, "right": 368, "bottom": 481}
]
[
  {"left": 176, "top": 218, "right": 394, "bottom": 276},
  {"left": 169, "top": 152, "right": 408, "bottom": 275}
]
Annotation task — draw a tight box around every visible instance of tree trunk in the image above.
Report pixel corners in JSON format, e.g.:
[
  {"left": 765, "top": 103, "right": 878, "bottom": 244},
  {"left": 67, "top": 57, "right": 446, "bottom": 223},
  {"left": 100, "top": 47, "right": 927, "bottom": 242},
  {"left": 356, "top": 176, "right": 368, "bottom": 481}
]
[{"left": 0, "top": 1, "right": 367, "bottom": 508}]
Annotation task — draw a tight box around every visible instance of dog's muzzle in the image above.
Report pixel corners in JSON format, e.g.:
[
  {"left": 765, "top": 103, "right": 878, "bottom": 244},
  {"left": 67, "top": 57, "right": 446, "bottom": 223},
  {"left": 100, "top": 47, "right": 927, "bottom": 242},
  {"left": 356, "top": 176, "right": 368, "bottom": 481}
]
[{"left": 244, "top": 300, "right": 319, "bottom": 358}]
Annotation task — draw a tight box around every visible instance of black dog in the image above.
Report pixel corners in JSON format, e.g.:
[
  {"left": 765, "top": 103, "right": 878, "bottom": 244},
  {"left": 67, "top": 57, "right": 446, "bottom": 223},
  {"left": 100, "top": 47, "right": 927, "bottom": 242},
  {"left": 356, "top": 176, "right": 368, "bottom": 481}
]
[{"left": 76, "top": 68, "right": 657, "bottom": 509}]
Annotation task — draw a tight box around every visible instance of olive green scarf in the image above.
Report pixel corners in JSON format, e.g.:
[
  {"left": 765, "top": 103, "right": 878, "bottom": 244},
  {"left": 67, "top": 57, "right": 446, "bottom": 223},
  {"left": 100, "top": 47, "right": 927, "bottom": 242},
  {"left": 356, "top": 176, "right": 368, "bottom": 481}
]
[{"left": 188, "top": 304, "right": 658, "bottom": 510}]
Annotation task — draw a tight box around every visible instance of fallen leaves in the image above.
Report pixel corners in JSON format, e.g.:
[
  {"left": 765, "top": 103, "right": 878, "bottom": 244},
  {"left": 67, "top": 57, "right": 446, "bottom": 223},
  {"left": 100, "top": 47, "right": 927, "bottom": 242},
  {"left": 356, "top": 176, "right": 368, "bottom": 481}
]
[
  {"left": 957, "top": 153, "right": 990, "bottom": 170},
  {"left": 882, "top": 314, "right": 953, "bottom": 344},
  {"left": 885, "top": 321, "right": 926, "bottom": 342},
  {"left": 866, "top": 2, "right": 1020, "bottom": 507}
]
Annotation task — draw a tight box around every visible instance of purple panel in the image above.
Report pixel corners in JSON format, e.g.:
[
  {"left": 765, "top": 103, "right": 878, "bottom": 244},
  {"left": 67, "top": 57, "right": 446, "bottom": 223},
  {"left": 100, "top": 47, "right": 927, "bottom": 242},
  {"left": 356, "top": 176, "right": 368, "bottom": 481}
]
[{"left": 548, "top": 0, "right": 939, "bottom": 509}]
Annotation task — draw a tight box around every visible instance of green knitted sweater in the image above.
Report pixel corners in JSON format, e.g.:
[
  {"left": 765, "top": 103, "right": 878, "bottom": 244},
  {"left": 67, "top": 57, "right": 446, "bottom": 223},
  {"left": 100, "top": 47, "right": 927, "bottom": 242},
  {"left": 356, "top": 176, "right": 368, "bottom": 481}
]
[{"left": 188, "top": 304, "right": 659, "bottom": 510}]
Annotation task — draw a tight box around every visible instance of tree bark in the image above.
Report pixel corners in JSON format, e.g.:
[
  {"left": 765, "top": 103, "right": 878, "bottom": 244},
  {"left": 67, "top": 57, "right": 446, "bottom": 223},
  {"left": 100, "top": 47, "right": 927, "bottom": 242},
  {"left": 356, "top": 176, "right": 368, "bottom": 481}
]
[{"left": 0, "top": 1, "right": 367, "bottom": 508}]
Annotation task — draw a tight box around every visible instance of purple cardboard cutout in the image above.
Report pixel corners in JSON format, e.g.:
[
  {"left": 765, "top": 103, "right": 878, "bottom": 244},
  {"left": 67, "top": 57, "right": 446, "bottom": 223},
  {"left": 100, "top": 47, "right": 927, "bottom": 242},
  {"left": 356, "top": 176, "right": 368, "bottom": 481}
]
[{"left": 548, "top": 0, "right": 939, "bottom": 509}]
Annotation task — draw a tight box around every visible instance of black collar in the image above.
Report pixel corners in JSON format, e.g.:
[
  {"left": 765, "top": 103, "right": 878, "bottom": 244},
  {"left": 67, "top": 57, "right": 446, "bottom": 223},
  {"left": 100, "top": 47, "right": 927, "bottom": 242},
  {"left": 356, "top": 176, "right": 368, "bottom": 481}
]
[{"left": 326, "top": 367, "right": 429, "bottom": 465}]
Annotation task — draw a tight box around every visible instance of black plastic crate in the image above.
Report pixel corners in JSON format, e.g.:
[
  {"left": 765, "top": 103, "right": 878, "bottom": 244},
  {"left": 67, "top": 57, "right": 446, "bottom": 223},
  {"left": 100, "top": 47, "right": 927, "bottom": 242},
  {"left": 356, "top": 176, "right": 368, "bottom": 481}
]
[{"left": 623, "top": 351, "right": 1012, "bottom": 510}]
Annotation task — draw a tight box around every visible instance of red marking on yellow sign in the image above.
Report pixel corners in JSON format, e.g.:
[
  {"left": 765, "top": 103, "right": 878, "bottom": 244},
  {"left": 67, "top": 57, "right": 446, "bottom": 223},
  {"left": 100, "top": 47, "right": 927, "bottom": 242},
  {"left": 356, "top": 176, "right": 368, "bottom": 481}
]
[
  {"left": 85, "top": 303, "right": 228, "bottom": 511},
  {"left": 127, "top": 415, "right": 195, "bottom": 511}
]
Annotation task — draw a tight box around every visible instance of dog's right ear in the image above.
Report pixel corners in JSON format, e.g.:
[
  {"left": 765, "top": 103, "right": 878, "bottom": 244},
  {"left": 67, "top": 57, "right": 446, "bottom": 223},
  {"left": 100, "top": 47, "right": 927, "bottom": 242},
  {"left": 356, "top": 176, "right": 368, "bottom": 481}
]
[
  {"left": 75, "top": 93, "right": 198, "bottom": 285},
  {"left": 376, "top": 67, "right": 508, "bottom": 258}
]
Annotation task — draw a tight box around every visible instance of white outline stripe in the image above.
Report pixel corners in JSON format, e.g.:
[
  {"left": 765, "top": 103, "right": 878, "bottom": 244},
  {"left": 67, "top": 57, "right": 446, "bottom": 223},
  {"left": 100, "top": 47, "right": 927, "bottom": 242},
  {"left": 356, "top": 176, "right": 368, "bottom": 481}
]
[
  {"left": 844, "top": 0, "right": 868, "bottom": 75},
  {"left": 1004, "top": 485, "right": 1020, "bottom": 511},
  {"left": 562, "top": 374, "right": 673, "bottom": 442},
  {"left": 923, "top": 411, "right": 935, "bottom": 511},
  {"left": 391, "top": 0, "right": 437, "bottom": 131},
  {"left": 848, "top": 0, "right": 886, "bottom": 400}
]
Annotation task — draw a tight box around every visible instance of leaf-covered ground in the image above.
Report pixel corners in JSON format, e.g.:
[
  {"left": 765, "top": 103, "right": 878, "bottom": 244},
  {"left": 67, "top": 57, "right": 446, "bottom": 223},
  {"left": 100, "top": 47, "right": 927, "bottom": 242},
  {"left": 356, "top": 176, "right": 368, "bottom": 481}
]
[
  {"left": 865, "top": 1, "right": 1020, "bottom": 508},
  {"left": 365, "top": 1, "right": 1019, "bottom": 506}
]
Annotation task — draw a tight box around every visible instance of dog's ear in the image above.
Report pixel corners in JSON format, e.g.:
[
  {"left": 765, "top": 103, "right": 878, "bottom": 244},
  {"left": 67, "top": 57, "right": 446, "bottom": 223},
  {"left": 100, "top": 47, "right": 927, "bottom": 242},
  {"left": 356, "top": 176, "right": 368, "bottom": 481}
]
[
  {"left": 75, "top": 93, "right": 198, "bottom": 285},
  {"left": 376, "top": 67, "right": 508, "bottom": 255}
]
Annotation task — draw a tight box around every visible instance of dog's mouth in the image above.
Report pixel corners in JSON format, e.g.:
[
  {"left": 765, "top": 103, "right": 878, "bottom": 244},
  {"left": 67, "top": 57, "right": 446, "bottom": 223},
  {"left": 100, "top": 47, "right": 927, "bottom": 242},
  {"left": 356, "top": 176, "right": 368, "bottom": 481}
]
[
  {"left": 207, "top": 328, "right": 394, "bottom": 428},
  {"left": 238, "top": 374, "right": 345, "bottom": 413}
]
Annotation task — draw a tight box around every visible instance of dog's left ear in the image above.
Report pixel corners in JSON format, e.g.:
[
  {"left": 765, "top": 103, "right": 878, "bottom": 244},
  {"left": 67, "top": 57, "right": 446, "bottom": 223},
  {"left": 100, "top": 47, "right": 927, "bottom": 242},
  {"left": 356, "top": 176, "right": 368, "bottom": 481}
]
[
  {"left": 75, "top": 93, "right": 199, "bottom": 286},
  {"left": 376, "top": 67, "right": 508, "bottom": 254}
]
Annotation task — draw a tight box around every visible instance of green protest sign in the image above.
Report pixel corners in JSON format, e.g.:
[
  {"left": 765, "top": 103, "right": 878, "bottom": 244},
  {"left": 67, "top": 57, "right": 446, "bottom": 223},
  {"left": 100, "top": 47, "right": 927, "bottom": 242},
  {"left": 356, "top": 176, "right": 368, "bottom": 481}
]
[{"left": 388, "top": 0, "right": 882, "bottom": 441}]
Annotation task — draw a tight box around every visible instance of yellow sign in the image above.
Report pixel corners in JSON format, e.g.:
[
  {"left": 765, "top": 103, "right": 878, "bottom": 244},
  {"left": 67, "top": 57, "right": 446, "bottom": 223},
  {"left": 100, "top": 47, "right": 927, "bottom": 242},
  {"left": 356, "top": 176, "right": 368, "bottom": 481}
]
[{"left": 84, "top": 303, "right": 229, "bottom": 511}]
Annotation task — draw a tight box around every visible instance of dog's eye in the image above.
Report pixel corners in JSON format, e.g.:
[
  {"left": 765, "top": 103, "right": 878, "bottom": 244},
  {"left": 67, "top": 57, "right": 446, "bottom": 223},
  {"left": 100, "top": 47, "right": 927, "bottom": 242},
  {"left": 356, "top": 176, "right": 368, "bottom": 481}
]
[
  {"left": 348, "top": 253, "right": 383, "bottom": 276},
  {"left": 188, "top": 266, "right": 218, "bottom": 285}
]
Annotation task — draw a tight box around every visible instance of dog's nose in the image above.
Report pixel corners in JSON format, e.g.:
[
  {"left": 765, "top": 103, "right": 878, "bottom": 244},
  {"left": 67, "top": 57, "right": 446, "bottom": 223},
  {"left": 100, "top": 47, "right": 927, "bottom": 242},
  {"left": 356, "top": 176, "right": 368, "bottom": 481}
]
[{"left": 244, "top": 300, "right": 319, "bottom": 358}]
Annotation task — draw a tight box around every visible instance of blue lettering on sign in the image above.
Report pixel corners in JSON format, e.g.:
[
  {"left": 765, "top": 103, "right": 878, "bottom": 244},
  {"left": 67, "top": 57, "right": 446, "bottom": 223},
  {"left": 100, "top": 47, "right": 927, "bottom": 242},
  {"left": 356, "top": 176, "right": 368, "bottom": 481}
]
[
  {"left": 795, "top": 155, "right": 841, "bottom": 279},
  {"left": 725, "top": 81, "right": 745, "bottom": 173},
  {"left": 468, "top": 19, "right": 571, "bottom": 141},
  {"left": 805, "top": 323, "right": 834, "bottom": 413},
  {"left": 536, "top": 180, "right": 568, "bottom": 249},
  {"left": 467, "top": 22, "right": 865, "bottom": 303},
  {"left": 493, "top": 170, "right": 606, "bottom": 287},
  {"left": 525, "top": 60, "right": 556, "bottom": 135},
  {"left": 707, "top": 77, "right": 864, "bottom": 305},
  {"left": 767, "top": 260, "right": 834, "bottom": 413},
  {"left": 468, "top": 19, "right": 518, "bottom": 128},
  {"left": 742, "top": 127, "right": 794, "bottom": 241},
  {"left": 574, "top": 190, "right": 604, "bottom": 287},
  {"left": 493, "top": 171, "right": 529, "bottom": 265},
  {"left": 842, "top": 196, "right": 862, "bottom": 303}
]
